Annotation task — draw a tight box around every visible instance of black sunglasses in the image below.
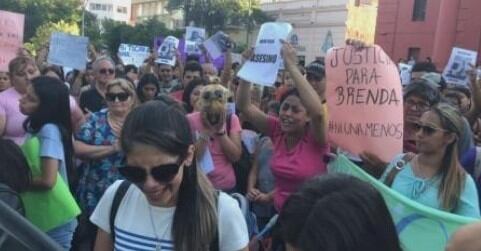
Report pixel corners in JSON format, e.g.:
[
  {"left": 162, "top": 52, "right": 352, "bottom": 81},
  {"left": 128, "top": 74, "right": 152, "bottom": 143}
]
[
  {"left": 413, "top": 122, "right": 447, "bottom": 136},
  {"left": 99, "top": 68, "right": 115, "bottom": 75},
  {"left": 202, "top": 90, "right": 224, "bottom": 100},
  {"left": 105, "top": 92, "right": 130, "bottom": 102},
  {"left": 119, "top": 163, "right": 182, "bottom": 184}
]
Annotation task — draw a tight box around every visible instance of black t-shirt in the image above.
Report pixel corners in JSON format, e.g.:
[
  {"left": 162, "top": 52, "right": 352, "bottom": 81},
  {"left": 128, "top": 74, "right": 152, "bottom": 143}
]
[{"left": 79, "top": 88, "right": 106, "bottom": 113}]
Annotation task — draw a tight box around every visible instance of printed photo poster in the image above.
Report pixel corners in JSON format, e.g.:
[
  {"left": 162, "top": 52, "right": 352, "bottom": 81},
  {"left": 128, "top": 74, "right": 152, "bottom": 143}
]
[
  {"left": 0, "top": 10, "right": 24, "bottom": 71},
  {"left": 237, "top": 22, "right": 293, "bottom": 86},
  {"left": 442, "top": 47, "right": 478, "bottom": 86},
  {"left": 185, "top": 26, "right": 206, "bottom": 55},
  {"left": 326, "top": 45, "right": 404, "bottom": 162},
  {"left": 155, "top": 36, "right": 179, "bottom": 66},
  {"left": 203, "top": 31, "right": 230, "bottom": 60},
  {"left": 118, "top": 43, "right": 150, "bottom": 67},
  {"left": 399, "top": 63, "right": 413, "bottom": 86},
  {"left": 47, "top": 32, "right": 89, "bottom": 70}
]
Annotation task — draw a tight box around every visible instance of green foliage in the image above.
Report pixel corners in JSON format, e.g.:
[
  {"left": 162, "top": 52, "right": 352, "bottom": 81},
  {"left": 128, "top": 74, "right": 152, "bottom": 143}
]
[
  {"left": 168, "top": 0, "right": 273, "bottom": 35},
  {"left": 24, "top": 20, "right": 80, "bottom": 55},
  {"left": 0, "top": 0, "right": 82, "bottom": 41},
  {"left": 101, "top": 17, "right": 183, "bottom": 56}
]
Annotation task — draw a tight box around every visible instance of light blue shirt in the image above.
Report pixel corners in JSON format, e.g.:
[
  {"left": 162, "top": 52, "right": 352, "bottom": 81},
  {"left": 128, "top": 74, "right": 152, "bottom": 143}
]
[
  {"left": 37, "top": 124, "right": 68, "bottom": 185},
  {"left": 381, "top": 154, "right": 480, "bottom": 218}
]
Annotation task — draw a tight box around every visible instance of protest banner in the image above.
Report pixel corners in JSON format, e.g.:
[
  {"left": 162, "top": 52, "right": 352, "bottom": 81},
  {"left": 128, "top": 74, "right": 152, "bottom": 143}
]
[
  {"left": 329, "top": 154, "right": 476, "bottom": 251},
  {"left": 237, "top": 22, "right": 293, "bottom": 86},
  {"left": 0, "top": 10, "right": 24, "bottom": 71},
  {"left": 185, "top": 26, "right": 206, "bottom": 55},
  {"left": 326, "top": 45, "right": 403, "bottom": 162},
  {"left": 203, "top": 31, "right": 230, "bottom": 60},
  {"left": 155, "top": 36, "right": 179, "bottom": 66},
  {"left": 442, "top": 47, "right": 478, "bottom": 86},
  {"left": 399, "top": 63, "right": 413, "bottom": 85},
  {"left": 118, "top": 43, "right": 150, "bottom": 68},
  {"left": 47, "top": 32, "right": 89, "bottom": 70}
]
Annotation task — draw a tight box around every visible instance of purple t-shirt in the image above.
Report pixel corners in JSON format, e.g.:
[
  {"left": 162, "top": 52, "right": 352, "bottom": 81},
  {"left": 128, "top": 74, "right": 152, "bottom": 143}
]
[
  {"left": 0, "top": 87, "right": 27, "bottom": 145},
  {"left": 267, "top": 116, "right": 329, "bottom": 211}
]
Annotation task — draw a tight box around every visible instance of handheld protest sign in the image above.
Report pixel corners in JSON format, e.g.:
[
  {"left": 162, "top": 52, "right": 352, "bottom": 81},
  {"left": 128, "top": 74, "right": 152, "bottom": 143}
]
[
  {"left": 237, "top": 22, "right": 292, "bottom": 86},
  {"left": 0, "top": 10, "right": 24, "bottom": 71},
  {"left": 118, "top": 43, "right": 150, "bottom": 67},
  {"left": 203, "top": 31, "right": 231, "bottom": 60},
  {"left": 155, "top": 36, "right": 179, "bottom": 66},
  {"left": 47, "top": 32, "right": 89, "bottom": 70},
  {"left": 185, "top": 26, "right": 206, "bottom": 55},
  {"left": 326, "top": 45, "right": 403, "bottom": 162},
  {"left": 442, "top": 47, "right": 478, "bottom": 86}
]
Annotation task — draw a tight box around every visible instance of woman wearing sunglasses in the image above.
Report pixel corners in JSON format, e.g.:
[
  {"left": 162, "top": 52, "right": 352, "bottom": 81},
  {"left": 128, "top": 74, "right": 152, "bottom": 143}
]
[
  {"left": 90, "top": 100, "right": 249, "bottom": 251},
  {"left": 236, "top": 41, "right": 328, "bottom": 212},
  {"left": 73, "top": 78, "right": 138, "bottom": 249},
  {"left": 381, "top": 103, "right": 480, "bottom": 217}
]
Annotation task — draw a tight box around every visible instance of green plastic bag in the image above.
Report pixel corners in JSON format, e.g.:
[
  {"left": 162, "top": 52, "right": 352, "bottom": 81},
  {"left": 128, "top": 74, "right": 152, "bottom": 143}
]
[
  {"left": 328, "top": 154, "right": 478, "bottom": 251},
  {"left": 20, "top": 136, "right": 81, "bottom": 232}
]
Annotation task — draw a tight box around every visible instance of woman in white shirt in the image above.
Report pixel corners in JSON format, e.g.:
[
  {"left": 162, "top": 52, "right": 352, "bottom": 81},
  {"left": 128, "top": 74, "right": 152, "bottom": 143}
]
[{"left": 90, "top": 98, "right": 249, "bottom": 251}]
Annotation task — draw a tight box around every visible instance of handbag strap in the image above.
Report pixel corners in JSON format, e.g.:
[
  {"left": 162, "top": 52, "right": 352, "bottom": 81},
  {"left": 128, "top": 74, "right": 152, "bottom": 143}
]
[
  {"left": 109, "top": 180, "right": 131, "bottom": 242},
  {"left": 384, "top": 153, "right": 415, "bottom": 187}
]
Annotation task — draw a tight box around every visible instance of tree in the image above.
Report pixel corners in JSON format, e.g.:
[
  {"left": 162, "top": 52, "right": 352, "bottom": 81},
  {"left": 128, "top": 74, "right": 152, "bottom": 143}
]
[
  {"left": 101, "top": 17, "right": 183, "bottom": 57},
  {"left": 0, "top": 0, "right": 82, "bottom": 42},
  {"left": 23, "top": 20, "right": 80, "bottom": 55},
  {"left": 167, "top": 0, "right": 272, "bottom": 35}
]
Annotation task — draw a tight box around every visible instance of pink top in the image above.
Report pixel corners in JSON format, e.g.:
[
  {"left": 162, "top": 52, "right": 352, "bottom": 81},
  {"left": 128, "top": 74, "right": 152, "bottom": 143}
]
[
  {"left": 267, "top": 116, "right": 329, "bottom": 211},
  {"left": 170, "top": 90, "right": 183, "bottom": 102},
  {"left": 187, "top": 112, "right": 242, "bottom": 190},
  {"left": 0, "top": 87, "right": 84, "bottom": 145},
  {"left": 0, "top": 87, "right": 27, "bottom": 145}
]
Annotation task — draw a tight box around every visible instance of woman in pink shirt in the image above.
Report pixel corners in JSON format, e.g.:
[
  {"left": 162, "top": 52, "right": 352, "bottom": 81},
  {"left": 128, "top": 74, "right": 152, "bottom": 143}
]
[
  {"left": 0, "top": 57, "right": 40, "bottom": 145},
  {"left": 236, "top": 42, "right": 328, "bottom": 211},
  {"left": 187, "top": 82, "right": 242, "bottom": 192}
]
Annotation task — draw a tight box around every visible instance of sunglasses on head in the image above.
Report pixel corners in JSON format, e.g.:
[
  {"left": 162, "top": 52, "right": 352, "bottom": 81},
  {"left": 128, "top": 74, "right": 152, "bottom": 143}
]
[
  {"left": 413, "top": 122, "right": 447, "bottom": 136},
  {"left": 202, "top": 90, "right": 224, "bottom": 100},
  {"left": 119, "top": 162, "right": 182, "bottom": 184},
  {"left": 99, "top": 68, "right": 115, "bottom": 75},
  {"left": 105, "top": 92, "right": 130, "bottom": 102}
]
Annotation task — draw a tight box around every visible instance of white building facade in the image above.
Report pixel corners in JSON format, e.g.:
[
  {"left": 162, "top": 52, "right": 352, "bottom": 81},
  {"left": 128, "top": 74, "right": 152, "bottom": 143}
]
[
  {"left": 130, "top": 0, "right": 183, "bottom": 29},
  {"left": 259, "top": 0, "right": 349, "bottom": 64},
  {"left": 86, "top": 0, "right": 132, "bottom": 23}
]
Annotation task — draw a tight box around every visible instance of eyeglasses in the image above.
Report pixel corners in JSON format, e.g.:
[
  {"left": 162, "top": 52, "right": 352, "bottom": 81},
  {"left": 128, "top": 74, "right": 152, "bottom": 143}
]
[
  {"left": 413, "top": 122, "right": 447, "bottom": 136},
  {"left": 99, "top": 68, "right": 115, "bottom": 75},
  {"left": 119, "top": 163, "right": 182, "bottom": 184},
  {"left": 105, "top": 92, "right": 130, "bottom": 102},
  {"left": 405, "top": 99, "right": 430, "bottom": 112},
  {"left": 202, "top": 90, "right": 224, "bottom": 100}
]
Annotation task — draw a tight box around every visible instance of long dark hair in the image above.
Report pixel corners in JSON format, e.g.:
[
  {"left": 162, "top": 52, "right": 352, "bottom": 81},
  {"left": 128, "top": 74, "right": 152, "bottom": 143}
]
[
  {"left": 22, "top": 76, "right": 75, "bottom": 186},
  {"left": 182, "top": 78, "right": 206, "bottom": 113},
  {"left": 136, "top": 73, "right": 160, "bottom": 103},
  {"left": 121, "top": 99, "right": 217, "bottom": 251},
  {"left": 279, "top": 174, "right": 401, "bottom": 251},
  {"left": 0, "top": 139, "right": 32, "bottom": 192}
]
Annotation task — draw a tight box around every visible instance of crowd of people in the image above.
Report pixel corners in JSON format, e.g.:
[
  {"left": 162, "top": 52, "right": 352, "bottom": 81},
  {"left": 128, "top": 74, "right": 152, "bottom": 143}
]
[{"left": 0, "top": 34, "right": 481, "bottom": 251}]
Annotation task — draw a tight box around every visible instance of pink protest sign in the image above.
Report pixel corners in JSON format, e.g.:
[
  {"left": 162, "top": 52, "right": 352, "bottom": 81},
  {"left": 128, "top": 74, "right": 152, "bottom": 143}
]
[
  {"left": 326, "top": 45, "right": 403, "bottom": 162},
  {"left": 0, "top": 10, "right": 24, "bottom": 71}
]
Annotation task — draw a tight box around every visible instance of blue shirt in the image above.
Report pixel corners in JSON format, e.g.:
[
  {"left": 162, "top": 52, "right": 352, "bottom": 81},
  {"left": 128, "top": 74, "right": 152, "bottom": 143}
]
[
  {"left": 37, "top": 124, "right": 68, "bottom": 185},
  {"left": 382, "top": 154, "right": 480, "bottom": 218}
]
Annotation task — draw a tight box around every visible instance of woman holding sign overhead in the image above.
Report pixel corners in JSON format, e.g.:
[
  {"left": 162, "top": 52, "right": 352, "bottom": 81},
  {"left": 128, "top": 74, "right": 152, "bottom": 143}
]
[{"left": 236, "top": 41, "right": 329, "bottom": 212}]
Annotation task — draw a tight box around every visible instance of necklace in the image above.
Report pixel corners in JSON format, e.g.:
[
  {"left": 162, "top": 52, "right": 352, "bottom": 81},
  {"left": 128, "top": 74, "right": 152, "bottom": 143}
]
[{"left": 148, "top": 205, "right": 171, "bottom": 251}]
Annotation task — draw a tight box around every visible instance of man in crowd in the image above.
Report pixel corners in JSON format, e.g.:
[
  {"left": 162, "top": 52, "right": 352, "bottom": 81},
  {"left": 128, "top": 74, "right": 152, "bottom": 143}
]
[{"left": 79, "top": 56, "right": 116, "bottom": 114}]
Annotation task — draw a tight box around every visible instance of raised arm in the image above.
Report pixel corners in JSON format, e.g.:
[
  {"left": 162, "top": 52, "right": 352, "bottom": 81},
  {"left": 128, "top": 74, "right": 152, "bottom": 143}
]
[
  {"left": 236, "top": 78, "right": 270, "bottom": 135},
  {"left": 220, "top": 49, "right": 233, "bottom": 88},
  {"left": 281, "top": 41, "right": 327, "bottom": 145}
]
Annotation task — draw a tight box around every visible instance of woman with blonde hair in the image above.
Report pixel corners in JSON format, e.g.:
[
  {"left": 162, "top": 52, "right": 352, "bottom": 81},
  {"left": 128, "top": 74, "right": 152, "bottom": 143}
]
[
  {"left": 382, "top": 103, "right": 480, "bottom": 217},
  {"left": 73, "top": 78, "right": 138, "bottom": 250}
]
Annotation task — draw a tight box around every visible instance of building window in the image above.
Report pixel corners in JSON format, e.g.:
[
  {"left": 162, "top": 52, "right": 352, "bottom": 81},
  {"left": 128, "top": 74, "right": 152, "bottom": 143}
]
[
  {"left": 117, "top": 6, "right": 127, "bottom": 14},
  {"left": 408, "top": 47, "right": 421, "bottom": 62},
  {"left": 412, "top": 0, "right": 427, "bottom": 21}
]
